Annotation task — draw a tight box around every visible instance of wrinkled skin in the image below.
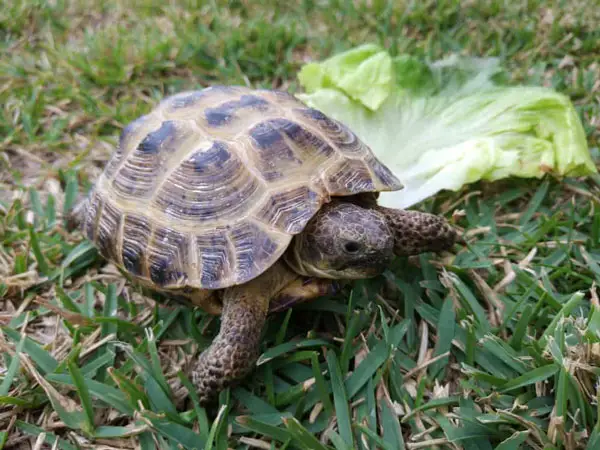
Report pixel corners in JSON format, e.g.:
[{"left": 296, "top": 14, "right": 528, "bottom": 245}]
[{"left": 191, "top": 196, "right": 462, "bottom": 405}]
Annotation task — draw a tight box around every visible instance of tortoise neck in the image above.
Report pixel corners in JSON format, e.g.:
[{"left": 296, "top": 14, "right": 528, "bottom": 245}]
[{"left": 373, "top": 205, "right": 461, "bottom": 256}]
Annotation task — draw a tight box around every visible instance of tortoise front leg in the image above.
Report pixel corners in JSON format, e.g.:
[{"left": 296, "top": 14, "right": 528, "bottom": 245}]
[
  {"left": 191, "top": 287, "right": 268, "bottom": 406},
  {"left": 190, "top": 262, "right": 296, "bottom": 406}
]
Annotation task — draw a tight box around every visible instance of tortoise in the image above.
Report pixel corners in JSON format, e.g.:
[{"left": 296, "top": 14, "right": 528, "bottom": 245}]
[{"left": 73, "top": 85, "right": 461, "bottom": 405}]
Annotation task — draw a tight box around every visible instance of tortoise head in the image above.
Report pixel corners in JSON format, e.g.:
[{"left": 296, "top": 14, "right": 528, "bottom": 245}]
[{"left": 285, "top": 200, "right": 395, "bottom": 279}]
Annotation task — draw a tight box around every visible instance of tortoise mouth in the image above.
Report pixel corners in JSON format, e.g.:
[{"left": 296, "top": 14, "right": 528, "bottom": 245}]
[{"left": 333, "top": 252, "right": 394, "bottom": 279}]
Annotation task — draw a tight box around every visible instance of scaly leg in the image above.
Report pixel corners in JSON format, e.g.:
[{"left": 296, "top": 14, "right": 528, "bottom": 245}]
[
  {"left": 190, "top": 261, "right": 296, "bottom": 406},
  {"left": 65, "top": 196, "right": 88, "bottom": 232}
]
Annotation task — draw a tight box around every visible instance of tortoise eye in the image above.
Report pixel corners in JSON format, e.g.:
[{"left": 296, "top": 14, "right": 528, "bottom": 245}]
[{"left": 344, "top": 241, "right": 361, "bottom": 253}]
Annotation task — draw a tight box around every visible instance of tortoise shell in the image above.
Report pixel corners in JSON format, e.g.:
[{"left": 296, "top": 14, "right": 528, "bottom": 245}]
[{"left": 82, "top": 85, "right": 403, "bottom": 292}]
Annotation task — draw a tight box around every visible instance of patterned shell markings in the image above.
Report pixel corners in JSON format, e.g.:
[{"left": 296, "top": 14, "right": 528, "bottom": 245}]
[{"left": 83, "top": 85, "right": 403, "bottom": 291}]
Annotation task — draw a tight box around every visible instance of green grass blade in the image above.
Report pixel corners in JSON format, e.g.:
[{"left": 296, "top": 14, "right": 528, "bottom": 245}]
[
  {"left": 494, "top": 431, "right": 529, "bottom": 450},
  {"left": 311, "top": 352, "right": 334, "bottom": 416},
  {"left": 55, "top": 285, "right": 84, "bottom": 314},
  {"left": 283, "top": 416, "right": 334, "bottom": 450},
  {"left": 402, "top": 396, "right": 461, "bottom": 422},
  {"left": 108, "top": 368, "right": 149, "bottom": 412},
  {"left": 146, "top": 329, "right": 173, "bottom": 396},
  {"left": 326, "top": 429, "right": 354, "bottom": 450},
  {"left": 450, "top": 274, "right": 490, "bottom": 333},
  {"left": 62, "top": 171, "right": 79, "bottom": 219},
  {"left": 257, "top": 338, "right": 331, "bottom": 365},
  {"left": 381, "top": 398, "right": 404, "bottom": 450},
  {"left": 67, "top": 357, "right": 95, "bottom": 434},
  {"left": 178, "top": 371, "right": 210, "bottom": 443},
  {"left": 509, "top": 304, "right": 533, "bottom": 350},
  {"left": 236, "top": 414, "right": 294, "bottom": 443},
  {"left": 356, "top": 423, "right": 398, "bottom": 450},
  {"left": 28, "top": 188, "right": 44, "bottom": 224},
  {"left": 429, "top": 296, "right": 455, "bottom": 379},
  {"left": 0, "top": 396, "right": 36, "bottom": 407},
  {"left": 587, "top": 428, "right": 600, "bottom": 450},
  {"left": 46, "top": 193, "right": 56, "bottom": 227},
  {"left": 144, "top": 375, "right": 179, "bottom": 418},
  {"left": 519, "top": 179, "right": 549, "bottom": 226},
  {"left": 326, "top": 351, "right": 354, "bottom": 449},
  {"left": 554, "top": 366, "right": 569, "bottom": 424},
  {"left": 480, "top": 335, "right": 528, "bottom": 375},
  {"left": 94, "top": 283, "right": 118, "bottom": 382},
  {"left": 2, "top": 327, "right": 58, "bottom": 374},
  {"left": 340, "top": 310, "right": 363, "bottom": 373},
  {"left": 47, "top": 373, "right": 134, "bottom": 415},
  {"left": 15, "top": 421, "right": 78, "bottom": 450},
  {"left": 83, "top": 282, "right": 96, "bottom": 317},
  {"left": 499, "top": 364, "right": 560, "bottom": 393},
  {"left": 80, "top": 348, "right": 116, "bottom": 378},
  {"left": 204, "top": 404, "right": 228, "bottom": 450},
  {"left": 23, "top": 358, "right": 88, "bottom": 432},
  {"left": 140, "top": 410, "right": 206, "bottom": 449},
  {"left": 139, "top": 431, "right": 157, "bottom": 450},
  {"left": 345, "top": 319, "right": 409, "bottom": 398},
  {"left": 28, "top": 226, "right": 49, "bottom": 275},
  {"left": 94, "top": 423, "right": 149, "bottom": 438},
  {"left": 60, "top": 241, "right": 97, "bottom": 276},
  {"left": 541, "top": 291, "right": 585, "bottom": 343},
  {"left": 0, "top": 332, "right": 26, "bottom": 396},
  {"left": 101, "top": 283, "right": 119, "bottom": 337}
]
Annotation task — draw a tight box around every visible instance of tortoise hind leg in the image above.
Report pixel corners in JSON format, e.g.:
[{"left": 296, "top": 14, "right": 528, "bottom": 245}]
[{"left": 65, "top": 196, "right": 88, "bottom": 232}]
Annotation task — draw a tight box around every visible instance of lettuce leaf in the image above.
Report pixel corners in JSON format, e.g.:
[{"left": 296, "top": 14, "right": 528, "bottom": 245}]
[
  {"left": 297, "top": 45, "right": 596, "bottom": 208},
  {"left": 298, "top": 43, "right": 395, "bottom": 110}
]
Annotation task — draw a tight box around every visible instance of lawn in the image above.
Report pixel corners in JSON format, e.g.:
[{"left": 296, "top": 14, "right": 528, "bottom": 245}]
[{"left": 1, "top": 1, "right": 600, "bottom": 449}]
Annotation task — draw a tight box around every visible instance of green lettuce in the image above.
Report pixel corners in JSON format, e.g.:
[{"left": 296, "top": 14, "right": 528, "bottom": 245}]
[{"left": 297, "top": 45, "right": 596, "bottom": 208}]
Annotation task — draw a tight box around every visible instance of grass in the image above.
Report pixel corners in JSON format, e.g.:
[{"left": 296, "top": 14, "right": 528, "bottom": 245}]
[{"left": 1, "top": 0, "right": 600, "bottom": 448}]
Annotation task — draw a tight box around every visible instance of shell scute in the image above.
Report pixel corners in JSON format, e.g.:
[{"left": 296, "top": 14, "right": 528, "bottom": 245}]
[
  {"left": 111, "top": 120, "right": 196, "bottom": 199},
  {"left": 137, "top": 120, "right": 177, "bottom": 154},
  {"left": 196, "top": 231, "right": 233, "bottom": 288},
  {"left": 249, "top": 118, "right": 335, "bottom": 182},
  {"left": 271, "top": 118, "right": 335, "bottom": 159},
  {"left": 296, "top": 107, "right": 367, "bottom": 156},
  {"left": 95, "top": 200, "right": 123, "bottom": 264},
  {"left": 230, "top": 221, "right": 280, "bottom": 284},
  {"left": 104, "top": 115, "right": 152, "bottom": 180},
  {"left": 159, "top": 86, "right": 240, "bottom": 118},
  {"left": 191, "top": 141, "right": 231, "bottom": 172},
  {"left": 248, "top": 119, "right": 304, "bottom": 181},
  {"left": 367, "top": 153, "right": 404, "bottom": 191},
  {"left": 147, "top": 226, "right": 189, "bottom": 287},
  {"left": 325, "top": 158, "right": 377, "bottom": 194},
  {"left": 205, "top": 94, "right": 270, "bottom": 127},
  {"left": 83, "top": 191, "right": 101, "bottom": 241},
  {"left": 121, "top": 214, "right": 151, "bottom": 276},
  {"left": 151, "top": 140, "right": 263, "bottom": 222},
  {"left": 257, "top": 186, "right": 324, "bottom": 234}
]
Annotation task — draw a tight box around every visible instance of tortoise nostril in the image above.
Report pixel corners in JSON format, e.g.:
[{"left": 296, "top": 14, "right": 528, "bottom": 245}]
[{"left": 344, "top": 241, "right": 361, "bottom": 253}]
